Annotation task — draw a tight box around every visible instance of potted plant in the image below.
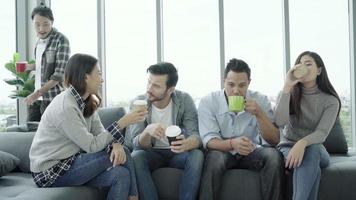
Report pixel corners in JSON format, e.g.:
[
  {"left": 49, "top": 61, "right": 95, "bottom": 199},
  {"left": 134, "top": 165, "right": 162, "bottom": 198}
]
[{"left": 3, "top": 53, "right": 35, "bottom": 98}]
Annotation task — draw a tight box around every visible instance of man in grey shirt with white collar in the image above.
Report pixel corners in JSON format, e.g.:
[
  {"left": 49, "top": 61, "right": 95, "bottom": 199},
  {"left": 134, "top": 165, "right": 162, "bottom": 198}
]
[{"left": 198, "top": 58, "right": 284, "bottom": 200}]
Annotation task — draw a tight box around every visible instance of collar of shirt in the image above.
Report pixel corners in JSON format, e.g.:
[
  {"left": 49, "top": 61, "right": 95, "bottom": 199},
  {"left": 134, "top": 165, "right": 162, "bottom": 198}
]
[{"left": 68, "top": 85, "right": 86, "bottom": 111}]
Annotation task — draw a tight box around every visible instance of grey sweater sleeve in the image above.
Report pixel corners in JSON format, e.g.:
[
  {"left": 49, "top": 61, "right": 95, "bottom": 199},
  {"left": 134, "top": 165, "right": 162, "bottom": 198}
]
[
  {"left": 303, "top": 99, "right": 339, "bottom": 145},
  {"left": 60, "top": 106, "right": 114, "bottom": 153},
  {"left": 274, "top": 91, "right": 291, "bottom": 127}
]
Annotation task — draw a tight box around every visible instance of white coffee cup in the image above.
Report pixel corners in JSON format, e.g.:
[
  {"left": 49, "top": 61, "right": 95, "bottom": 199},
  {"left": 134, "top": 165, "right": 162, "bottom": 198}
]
[
  {"left": 133, "top": 100, "right": 147, "bottom": 122},
  {"left": 133, "top": 100, "right": 147, "bottom": 110},
  {"left": 165, "top": 125, "right": 182, "bottom": 145}
]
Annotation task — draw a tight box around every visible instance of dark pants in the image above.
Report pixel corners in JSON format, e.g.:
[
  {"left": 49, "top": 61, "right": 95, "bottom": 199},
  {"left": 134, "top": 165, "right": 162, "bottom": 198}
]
[
  {"left": 28, "top": 100, "right": 50, "bottom": 122},
  {"left": 199, "top": 147, "right": 285, "bottom": 200}
]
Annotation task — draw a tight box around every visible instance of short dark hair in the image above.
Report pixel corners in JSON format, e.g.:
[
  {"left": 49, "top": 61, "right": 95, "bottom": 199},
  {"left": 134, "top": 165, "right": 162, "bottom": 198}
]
[
  {"left": 64, "top": 53, "right": 101, "bottom": 117},
  {"left": 147, "top": 62, "right": 178, "bottom": 88},
  {"left": 224, "top": 58, "right": 251, "bottom": 80},
  {"left": 31, "top": 4, "right": 54, "bottom": 21}
]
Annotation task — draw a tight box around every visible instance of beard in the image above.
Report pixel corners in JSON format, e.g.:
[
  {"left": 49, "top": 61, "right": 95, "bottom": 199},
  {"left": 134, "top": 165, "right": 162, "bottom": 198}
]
[{"left": 147, "top": 90, "right": 169, "bottom": 103}]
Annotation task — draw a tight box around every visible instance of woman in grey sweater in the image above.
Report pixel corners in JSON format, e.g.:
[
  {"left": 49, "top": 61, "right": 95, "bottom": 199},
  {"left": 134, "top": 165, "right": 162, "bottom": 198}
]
[
  {"left": 274, "top": 51, "right": 340, "bottom": 200},
  {"left": 30, "top": 53, "right": 147, "bottom": 200}
]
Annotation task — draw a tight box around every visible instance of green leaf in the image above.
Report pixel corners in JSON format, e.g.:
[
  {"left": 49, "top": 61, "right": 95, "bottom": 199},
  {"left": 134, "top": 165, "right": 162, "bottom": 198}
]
[
  {"left": 4, "top": 78, "right": 24, "bottom": 86},
  {"left": 16, "top": 71, "right": 31, "bottom": 82},
  {"left": 23, "top": 78, "right": 35, "bottom": 92},
  {"left": 13, "top": 52, "right": 20, "bottom": 63},
  {"left": 28, "top": 59, "right": 35, "bottom": 64},
  {"left": 11, "top": 89, "right": 33, "bottom": 98},
  {"left": 4, "top": 62, "right": 16, "bottom": 74}
]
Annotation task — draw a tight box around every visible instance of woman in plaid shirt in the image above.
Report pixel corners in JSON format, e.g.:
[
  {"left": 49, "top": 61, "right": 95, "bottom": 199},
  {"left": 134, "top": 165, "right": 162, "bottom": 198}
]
[{"left": 30, "top": 53, "right": 147, "bottom": 200}]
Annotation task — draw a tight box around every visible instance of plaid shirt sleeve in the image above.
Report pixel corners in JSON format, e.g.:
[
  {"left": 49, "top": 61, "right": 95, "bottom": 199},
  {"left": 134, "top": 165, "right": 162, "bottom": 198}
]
[
  {"left": 50, "top": 35, "right": 70, "bottom": 82},
  {"left": 105, "top": 121, "right": 126, "bottom": 154}
]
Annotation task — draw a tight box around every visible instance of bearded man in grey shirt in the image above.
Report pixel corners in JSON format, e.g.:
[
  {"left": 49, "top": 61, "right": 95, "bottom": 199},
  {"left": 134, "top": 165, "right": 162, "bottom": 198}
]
[{"left": 198, "top": 58, "right": 284, "bottom": 200}]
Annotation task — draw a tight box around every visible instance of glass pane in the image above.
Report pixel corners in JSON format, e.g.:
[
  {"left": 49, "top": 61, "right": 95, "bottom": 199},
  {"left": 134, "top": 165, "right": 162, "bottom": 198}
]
[
  {"left": 163, "top": 0, "right": 220, "bottom": 104},
  {"left": 105, "top": 0, "right": 156, "bottom": 107},
  {"left": 289, "top": 0, "right": 352, "bottom": 147},
  {"left": 0, "top": 1, "right": 16, "bottom": 131},
  {"left": 51, "top": 0, "right": 97, "bottom": 56},
  {"left": 225, "top": 0, "right": 284, "bottom": 102}
]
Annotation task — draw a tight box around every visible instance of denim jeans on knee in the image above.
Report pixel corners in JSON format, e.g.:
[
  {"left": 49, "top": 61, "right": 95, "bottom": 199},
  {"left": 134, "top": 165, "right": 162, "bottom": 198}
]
[
  {"left": 132, "top": 148, "right": 203, "bottom": 200},
  {"left": 52, "top": 149, "right": 137, "bottom": 200},
  {"left": 279, "top": 144, "right": 329, "bottom": 200}
]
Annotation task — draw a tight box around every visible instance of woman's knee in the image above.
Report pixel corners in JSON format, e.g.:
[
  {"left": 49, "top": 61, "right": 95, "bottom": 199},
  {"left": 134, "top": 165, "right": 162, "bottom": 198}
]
[
  {"left": 304, "top": 144, "right": 323, "bottom": 160},
  {"left": 303, "top": 144, "right": 329, "bottom": 167},
  {"left": 111, "top": 166, "right": 130, "bottom": 185}
]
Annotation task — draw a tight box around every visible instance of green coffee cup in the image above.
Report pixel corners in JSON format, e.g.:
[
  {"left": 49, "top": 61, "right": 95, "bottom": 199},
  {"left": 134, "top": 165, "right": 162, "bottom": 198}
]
[{"left": 228, "top": 96, "right": 245, "bottom": 112}]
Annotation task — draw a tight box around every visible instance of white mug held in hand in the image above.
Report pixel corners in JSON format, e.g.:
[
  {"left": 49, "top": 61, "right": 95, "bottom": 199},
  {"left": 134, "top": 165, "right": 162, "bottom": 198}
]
[{"left": 133, "top": 100, "right": 147, "bottom": 110}]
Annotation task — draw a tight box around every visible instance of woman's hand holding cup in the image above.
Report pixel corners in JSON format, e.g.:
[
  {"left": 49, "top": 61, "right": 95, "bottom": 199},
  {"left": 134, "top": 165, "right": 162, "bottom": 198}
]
[
  {"left": 284, "top": 64, "right": 307, "bottom": 92},
  {"left": 117, "top": 108, "right": 147, "bottom": 129}
]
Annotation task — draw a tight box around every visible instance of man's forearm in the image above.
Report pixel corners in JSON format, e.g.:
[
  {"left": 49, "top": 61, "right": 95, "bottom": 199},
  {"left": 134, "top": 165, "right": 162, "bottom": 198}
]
[
  {"left": 185, "top": 135, "right": 200, "bottom": 150},
  {"left": 207, "top": 138, "right": 232, "bottom": 152},
  {"left": 138, "top": 132, "right": 152, "bottom": 149},
  {"left": 39, "top": 80, "right": 59, "bottom": 93},
  {"left": 256, "top": 112, "right": 280, "bottom": 145}
]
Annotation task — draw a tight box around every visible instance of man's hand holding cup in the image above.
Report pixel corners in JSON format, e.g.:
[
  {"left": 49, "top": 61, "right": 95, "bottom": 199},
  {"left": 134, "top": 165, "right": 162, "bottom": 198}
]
[{"left": 166, "top": 125, "right": 187, "bottom": 153}]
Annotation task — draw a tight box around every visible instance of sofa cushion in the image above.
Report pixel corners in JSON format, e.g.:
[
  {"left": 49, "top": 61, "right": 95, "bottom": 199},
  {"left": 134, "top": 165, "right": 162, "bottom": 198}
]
[
  {"left": 97, "top": 107, "right": 134, "bottom": 150},
  {"left": 152, "top": 168, "right": 182, "bottom": 200},
  {"left": 97, "top": 107, "right": 126, "bottom": 128},
  {"left": 219, "top": 169, "right": 261, "bottom": 200},
  {"left": 0, "top": 173, "right": 107, "bottom": 200},
  {"left": 323, "top": 118, "right": 348, "bottom": 154},
  {"left": 0, "top": 132, "right": 34, "bottom": 173},
  {"left": 0, "top": 151, "right": 20, "bottom": 177}
]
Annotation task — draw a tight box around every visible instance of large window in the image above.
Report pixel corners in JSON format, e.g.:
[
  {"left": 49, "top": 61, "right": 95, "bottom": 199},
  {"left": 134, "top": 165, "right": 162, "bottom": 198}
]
[
  {"left": 105, "top": 0, "right": 156, "bottom": 107},
  {"left": 289, "top": 0, "right": 352, "bottom": 146},
  {"left": 163, "top": 0, "right": 220, "bottom": 103},
  {"left": 224, "top": 0, "right": 284, "bottom": 101},
  {"left": 51, "top": 0, "right": 97, "bottom": 56},
  {"left": 0, "top": 1, "right": 16, "bottom": 131}
]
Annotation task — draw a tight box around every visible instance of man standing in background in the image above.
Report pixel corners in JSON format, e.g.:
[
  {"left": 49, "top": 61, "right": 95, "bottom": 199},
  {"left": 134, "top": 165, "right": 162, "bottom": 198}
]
[{"left": 25, "top": 3, "right": 70, "bottom": 122}]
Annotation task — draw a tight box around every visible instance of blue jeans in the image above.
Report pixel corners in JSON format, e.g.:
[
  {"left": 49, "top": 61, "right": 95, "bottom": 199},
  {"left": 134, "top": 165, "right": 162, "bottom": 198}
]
[
  {"left": 132, "top": 148, "right": 204, "bottom": 200},
  {"left": 279, "top": 144, "right": 329, "bottom": 200},
  {"left": 52, "top": 147, "right": 138, "bottom": 200}
]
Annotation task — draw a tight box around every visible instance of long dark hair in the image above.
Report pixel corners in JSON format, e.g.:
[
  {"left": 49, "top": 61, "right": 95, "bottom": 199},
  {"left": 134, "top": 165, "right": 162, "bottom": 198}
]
[
  {"left": 290, "top": 51, "right": 341, "bottom": 119},
  {"left": 64, "top": 53, "right": 101, "bottom": 117}
]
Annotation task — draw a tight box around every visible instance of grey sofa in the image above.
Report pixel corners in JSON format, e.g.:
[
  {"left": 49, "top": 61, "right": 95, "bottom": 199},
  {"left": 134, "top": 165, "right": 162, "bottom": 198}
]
[
  {"left": 151, "top": 119, "right": 356, "bottom": 200},
  {"left": 1, "top": 107, "right": 356, "bottom": 200},
  {"left": 0, "top": 107, "right": 125, "bottom": 200}
]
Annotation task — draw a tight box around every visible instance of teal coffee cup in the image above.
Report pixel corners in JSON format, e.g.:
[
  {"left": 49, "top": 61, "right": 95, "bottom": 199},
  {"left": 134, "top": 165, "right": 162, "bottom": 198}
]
[{"left": 228, "top": 96, "right": 245, "bottom": 112}]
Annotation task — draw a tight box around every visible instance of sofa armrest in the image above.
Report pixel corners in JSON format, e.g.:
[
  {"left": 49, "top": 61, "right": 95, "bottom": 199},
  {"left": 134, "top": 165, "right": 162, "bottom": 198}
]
[
  {"left": 0, "top": 132, "right": 35, "bottom": 173},
  {"left": 6, "top": 124, "right": 29, "bottom": 132}
]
